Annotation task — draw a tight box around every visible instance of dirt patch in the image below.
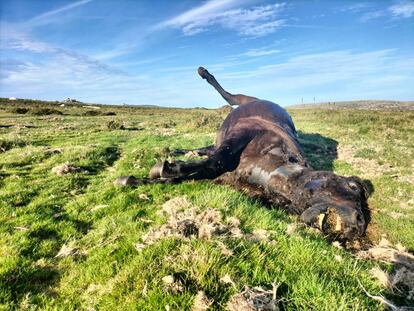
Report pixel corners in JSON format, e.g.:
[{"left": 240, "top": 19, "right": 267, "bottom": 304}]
[
  {"left": 44, "top": 147, "right": 64, "bottom": 156},
  {"left": 387, "top": 211, "right": 408, "bottom": 219},
  {"left": 162, "top": 275, "right": 184, "bottom": 294},
  {"left": 227, "top": 284, "right": 280, "bottom": 311},
  {"left": 52, "top": 162, "right": 84, "bottom": 175},
  {"left": 192, "top": 291, "right": 213, "bottom": 311},
  {"left": 337, "top": 145, "right": 392, "bottom": 178},
  {"left": 135, "top": 197, "right": 238, "bottom": 249},
  {"left": 285, "top": 223, "right": 297, "bottom": 235},
  {"left": 135, "top": 196, "right": 271, "bottom": 252}
]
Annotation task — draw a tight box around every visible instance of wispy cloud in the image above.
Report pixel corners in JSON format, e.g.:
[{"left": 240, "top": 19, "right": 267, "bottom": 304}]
[
  {"left": 28, "top": 0, "right": 92, "bottom": 26},
  {"left": 3, "top": 26, "right": 120, "bottom": 71},
  {"left": 359, "top": 0, "right": 414, "bottom": 22},
  {"left": 156, "top": 0, "right": 286, "bottom": 37},
  {"left": 339, "top": 2, "right": 373, "bottom": 13},
  {"left": 1, "top": 24, "right": 54, "bottom": 53},
  {"left": 360, "top": 10, "right": 387, "bottom": 22},
  {"left": 243, "top": 47, "right": 280, "bottom": 57},
  {"left": 389, "top": 1, "right": 414, "bottom": 18}
]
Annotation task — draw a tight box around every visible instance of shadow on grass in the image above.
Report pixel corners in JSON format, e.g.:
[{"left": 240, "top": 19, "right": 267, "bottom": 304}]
[
  {"left": 0, "top": 263, "right": 60, "bottom": 305},
  {"left": 81, "top": 145, "right": 121, "bottom": 174},
  {"left": 297, "top": 131, "right": 338, "bottom": 171}
]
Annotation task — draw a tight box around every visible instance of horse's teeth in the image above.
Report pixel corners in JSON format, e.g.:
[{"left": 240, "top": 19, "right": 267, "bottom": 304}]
[
  {"left": 317, "top": 214, "right": 325, "bottom": 229},
  {"left": 335, "top": 216, "right": 342, "bottom": 231}
]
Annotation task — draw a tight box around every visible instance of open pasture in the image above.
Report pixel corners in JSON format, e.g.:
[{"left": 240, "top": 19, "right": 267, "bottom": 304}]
[{"left": 0, "top": 99, "right": 413, "bottom": 310}]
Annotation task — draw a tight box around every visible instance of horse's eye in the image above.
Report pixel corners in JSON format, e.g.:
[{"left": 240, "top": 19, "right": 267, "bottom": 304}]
[{"left": 348, "top": 181, "right": 359, "bottom": 191}]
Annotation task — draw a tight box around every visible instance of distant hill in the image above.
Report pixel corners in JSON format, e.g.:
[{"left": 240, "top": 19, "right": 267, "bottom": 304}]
[
  {"left": 288, "top": 100, "right": 414, "bottom": 110},
  {"left": 0, "top": 97, "right": 165, "bottom": 109}
]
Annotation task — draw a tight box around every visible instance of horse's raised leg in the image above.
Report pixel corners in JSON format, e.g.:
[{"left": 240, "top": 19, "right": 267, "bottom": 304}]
[{"left": 198, "top": 67, "right": 258, "bottom": 106}]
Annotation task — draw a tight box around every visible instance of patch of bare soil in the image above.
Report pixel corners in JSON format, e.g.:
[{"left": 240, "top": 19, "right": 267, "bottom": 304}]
[
  {"left": 52, "top": 162, "right": 84, "bottom": 175},
  {"left": 44, "top": 147, "right": 64, "bottom": 156},
  {"left": 192, "top": 291, "right": 213, "bottom": 311},
  {"left": 337, "top": 145, "right": 392, "bottom": 178},
  {"left": 227, "top": 284, "right": 280, "bottom": 311},
  {"left": 134, "top": 196, "right": 272, "bottom": 252},
  {"left": 162, "top": 275, "right": 184, "bottom": 294}
]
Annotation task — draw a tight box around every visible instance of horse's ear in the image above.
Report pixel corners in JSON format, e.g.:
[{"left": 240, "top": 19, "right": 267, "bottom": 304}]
[{"left": 350, "top": 176, "right": 372, "bottom": 199}]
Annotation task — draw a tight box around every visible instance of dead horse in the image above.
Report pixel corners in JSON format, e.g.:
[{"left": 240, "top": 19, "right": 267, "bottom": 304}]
[{"left": 115, "top": 67, "right": 369, "bottom": 240}]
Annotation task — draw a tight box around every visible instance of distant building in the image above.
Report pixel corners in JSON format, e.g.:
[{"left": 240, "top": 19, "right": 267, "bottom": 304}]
[
  {"left": 9, "top": 97, "right": 17, "bottom": 101},
  {"left": 64, "top": 98, "right": 78, "bottom": 103}
]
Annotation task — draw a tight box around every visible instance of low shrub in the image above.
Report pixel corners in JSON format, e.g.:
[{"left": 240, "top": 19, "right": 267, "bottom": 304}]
[
  {"left": 0, "top": 139, "right": 26, "bottom": 152},
  {"left": 11, "top": 107, "right": 29, "bottom": 114},
  {"left": 83, "top": 110, "right": 101, "bottom": 116},
  {"left": 31, "top": 108, "right": 63, "bottom": 116},
  {"left": 106, "top": 120, "right": 124, "bottom": 130}
]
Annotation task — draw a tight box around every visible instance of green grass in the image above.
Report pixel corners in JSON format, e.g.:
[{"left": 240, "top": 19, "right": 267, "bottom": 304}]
[{"left": 0, "top": 99, "right": 413, "bottom": 310}]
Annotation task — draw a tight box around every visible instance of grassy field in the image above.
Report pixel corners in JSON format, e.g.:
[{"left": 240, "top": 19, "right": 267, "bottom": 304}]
[{"left": 0, "top": 99, "right": 413, "bottom": 310}]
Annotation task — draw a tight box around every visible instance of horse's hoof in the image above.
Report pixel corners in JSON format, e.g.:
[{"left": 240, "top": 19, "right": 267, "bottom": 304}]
[
  {"left": 114, "top": 176, "right": 139, "bottom": 186},
  {"left": 149, "top": 161, "right": 165, "bottom": 179},
  {"left": 198, "top": 67, "right": 211, "bottom": 80}
]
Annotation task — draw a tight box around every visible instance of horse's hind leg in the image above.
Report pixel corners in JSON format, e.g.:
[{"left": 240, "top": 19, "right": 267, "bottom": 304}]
[
  {"left": 198, "top": 67, "right": 258, "bottom": 106},
  {"left": 172, "top": 145, "right": 216, "bottom": 157},
  {"left": 149, "top": 132, "right": 255, "bottom": 181}
]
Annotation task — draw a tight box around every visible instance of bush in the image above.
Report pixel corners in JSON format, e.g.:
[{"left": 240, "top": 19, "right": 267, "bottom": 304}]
[
  {"left": 83, "top": 110, "right": 101, "bottom": 116},
  {"left": 31, "top": 108, "right": 63, "bottom": 116},
  {"left": 106, "top": 120, "right": 124, "bottom": 130},
  {"left": 0, "top": 139, "right": 26, "bottom": 152},
  {"left": 11, "top": 107, "right": 29, "bottom": 114},
  {"left": 187, "top": 112, "right": 224, "bottom": 130}
]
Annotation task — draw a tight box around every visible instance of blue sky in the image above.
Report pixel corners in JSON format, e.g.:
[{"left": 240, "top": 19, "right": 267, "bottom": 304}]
[{"left": 0, "top": 0, "right": 413, "bottom": 107}]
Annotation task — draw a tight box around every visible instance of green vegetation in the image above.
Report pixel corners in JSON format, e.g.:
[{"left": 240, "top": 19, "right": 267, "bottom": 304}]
[{"left": 0, "top": 99, "right": 413, "bottom": 310}]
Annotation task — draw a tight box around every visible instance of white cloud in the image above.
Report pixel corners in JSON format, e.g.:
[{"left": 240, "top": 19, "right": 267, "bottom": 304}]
[
  {"left": 240, "top": 19, "right": 285, "bottom": 36},
  {"left": 243, "top": 48, "right": 280, "bottom": 57},
  {"left": 358, "top": 0, "right": 414, "bottom": 22},
  {"left": 157, "top": 0, "right": 286, "bottom": 37},
  {"left": 389, "top": 1, "right": 414, "bottom": 18}
]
